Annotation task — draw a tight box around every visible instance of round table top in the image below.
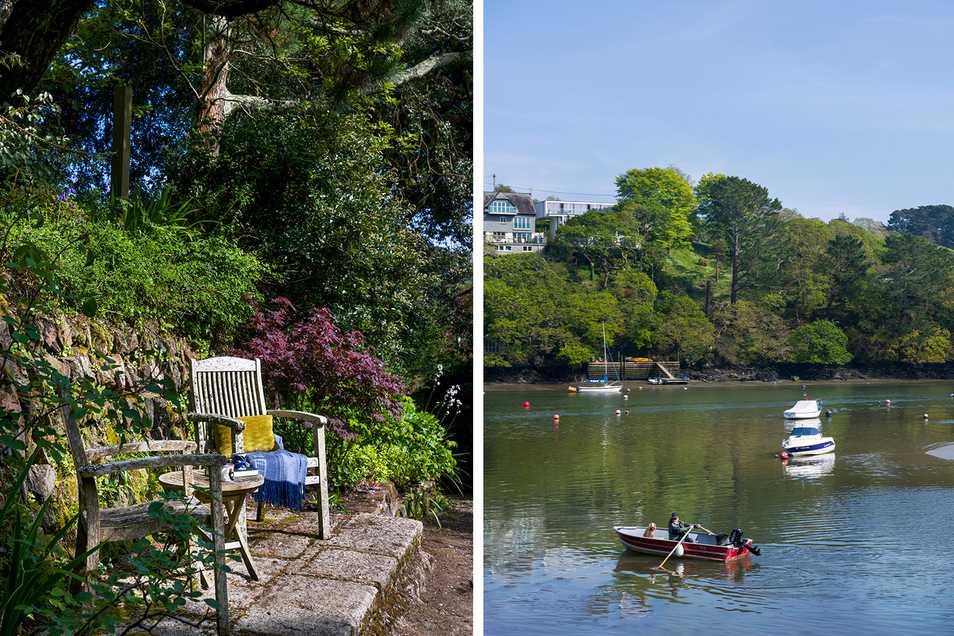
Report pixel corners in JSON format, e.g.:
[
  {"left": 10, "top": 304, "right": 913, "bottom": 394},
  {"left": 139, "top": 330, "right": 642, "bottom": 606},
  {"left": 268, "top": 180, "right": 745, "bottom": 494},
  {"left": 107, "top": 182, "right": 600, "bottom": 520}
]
[{"left": 159, "top": 470, "right": 264, "bottom": 495}]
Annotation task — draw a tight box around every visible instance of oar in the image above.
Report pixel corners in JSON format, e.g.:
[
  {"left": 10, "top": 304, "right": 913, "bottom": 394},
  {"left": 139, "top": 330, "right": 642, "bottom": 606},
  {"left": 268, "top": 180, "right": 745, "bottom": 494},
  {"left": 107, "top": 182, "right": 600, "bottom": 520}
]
[
  {"left": 694, "top": 524, "right": 715, "bottom": 535},
  {"left": 654, "top": 525, "right": 694, "bottom": 571}
]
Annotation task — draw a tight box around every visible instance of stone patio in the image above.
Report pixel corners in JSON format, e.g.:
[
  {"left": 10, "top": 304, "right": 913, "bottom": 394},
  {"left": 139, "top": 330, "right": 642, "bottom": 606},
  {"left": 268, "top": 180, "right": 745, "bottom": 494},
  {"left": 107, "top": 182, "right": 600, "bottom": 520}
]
[{"left": 140, "top": 510, "right": 423, "bottom": 635}]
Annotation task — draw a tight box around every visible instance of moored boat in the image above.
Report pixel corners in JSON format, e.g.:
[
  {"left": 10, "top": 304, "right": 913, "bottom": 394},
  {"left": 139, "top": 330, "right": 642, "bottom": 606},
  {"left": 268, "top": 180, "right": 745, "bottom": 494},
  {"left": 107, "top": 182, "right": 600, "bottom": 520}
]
[
  {"left": 577, "top": 323, "right": 622, "bottom": 393},
  {"left": 783, "top": 399, "right": 822, "bottom": 419},
  {"left": 576, "top": 379, "right": 622, "bottom": 393},
  {"left": 614, "top": 525, "right": 759, "bottom": 562},
  {"left": 782, "top": 425, "right": 835, "bottom": 456}
]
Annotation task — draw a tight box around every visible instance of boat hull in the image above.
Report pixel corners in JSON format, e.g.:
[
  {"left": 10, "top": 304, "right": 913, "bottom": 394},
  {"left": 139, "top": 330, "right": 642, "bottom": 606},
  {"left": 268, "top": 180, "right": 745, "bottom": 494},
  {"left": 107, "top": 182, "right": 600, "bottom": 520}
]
[
  {"left": 614, "top": 527, "right": 752, "bottom": 562},
  {"left": 783, "top": 439, "right": 835, "bottom": 456},
  {"left": 576, "top": 384, "right": 622, "bottom": 393},
  {"left": 783, "top": 410, "right": 822, "bottom": 419}
]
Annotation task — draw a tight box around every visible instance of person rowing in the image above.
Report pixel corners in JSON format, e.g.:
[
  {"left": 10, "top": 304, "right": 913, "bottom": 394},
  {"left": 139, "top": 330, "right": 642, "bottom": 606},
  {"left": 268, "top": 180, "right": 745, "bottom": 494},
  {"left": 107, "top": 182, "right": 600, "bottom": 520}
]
[{"left": 668, "top": 512, "right": 695, "bottom": 543}]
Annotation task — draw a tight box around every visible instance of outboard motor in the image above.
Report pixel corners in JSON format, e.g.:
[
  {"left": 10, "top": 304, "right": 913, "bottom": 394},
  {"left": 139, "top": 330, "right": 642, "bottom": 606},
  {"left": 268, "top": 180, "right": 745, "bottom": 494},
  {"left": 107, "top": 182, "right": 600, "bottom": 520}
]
[
  {"left": 728, "top": 528, "right": 744, "bottom": 547},
  {"left": 729, "top": 528, "right": 762, "bottom": 556}
]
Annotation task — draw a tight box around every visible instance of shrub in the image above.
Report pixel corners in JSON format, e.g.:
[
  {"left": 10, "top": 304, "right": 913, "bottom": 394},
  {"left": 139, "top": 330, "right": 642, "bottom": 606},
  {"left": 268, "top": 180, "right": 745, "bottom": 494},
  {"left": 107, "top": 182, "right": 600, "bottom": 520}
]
[
  {"left": 330, "top": 398, "right": 457, "bottom": 491},
  {"left": 787, "top": 320, "right": 852, "bottom": 366},
  {"left": 1, "top": 188, "right": 264, "bottom": 346},
  {"left": 233, "top": 297, "right": 406, "bottom": 438}
]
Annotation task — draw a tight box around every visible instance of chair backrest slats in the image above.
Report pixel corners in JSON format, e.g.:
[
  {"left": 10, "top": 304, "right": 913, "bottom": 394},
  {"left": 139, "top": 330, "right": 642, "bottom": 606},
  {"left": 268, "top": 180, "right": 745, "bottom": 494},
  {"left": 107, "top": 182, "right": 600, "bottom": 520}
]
[{"left": 190, "top": 357, "right": 267, "bottom": 418}]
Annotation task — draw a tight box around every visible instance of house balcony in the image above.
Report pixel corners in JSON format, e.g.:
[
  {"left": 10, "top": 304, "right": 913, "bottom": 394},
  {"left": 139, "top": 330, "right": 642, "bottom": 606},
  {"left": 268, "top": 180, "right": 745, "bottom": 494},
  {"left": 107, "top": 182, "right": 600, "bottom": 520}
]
[{"left": 484, "top": 232, "right": 547, "bottom": 245}]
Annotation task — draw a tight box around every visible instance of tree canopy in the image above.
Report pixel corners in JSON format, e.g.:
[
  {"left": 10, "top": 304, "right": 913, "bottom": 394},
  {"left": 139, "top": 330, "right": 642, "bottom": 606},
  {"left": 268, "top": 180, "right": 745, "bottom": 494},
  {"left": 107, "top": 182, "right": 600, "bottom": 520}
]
[{"left": 486, "top": 164, "right": 954, "bottom": 375}]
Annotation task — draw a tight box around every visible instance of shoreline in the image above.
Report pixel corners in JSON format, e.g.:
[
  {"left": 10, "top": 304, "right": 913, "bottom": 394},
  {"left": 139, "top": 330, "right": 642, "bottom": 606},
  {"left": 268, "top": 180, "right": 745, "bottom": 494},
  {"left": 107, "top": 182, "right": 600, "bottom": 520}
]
[{"left": 484, "top": 377, "right": 954, "bottom": 392}]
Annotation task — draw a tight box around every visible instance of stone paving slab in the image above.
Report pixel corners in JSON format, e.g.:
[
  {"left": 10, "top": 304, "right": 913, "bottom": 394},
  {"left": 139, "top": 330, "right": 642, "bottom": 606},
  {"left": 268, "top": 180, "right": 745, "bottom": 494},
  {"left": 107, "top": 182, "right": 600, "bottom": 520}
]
[
  {"left": 299, "top": 545, "right": 399, "bottom": 590},
  {"left": 137, "top": 511, "right": 423, "bottom": 635},
  {"left": 234, "top": 575, "right": 377, "bottom": 635},
  {"left": 326, "top": 513, "right": 423, "bottom": 559}
]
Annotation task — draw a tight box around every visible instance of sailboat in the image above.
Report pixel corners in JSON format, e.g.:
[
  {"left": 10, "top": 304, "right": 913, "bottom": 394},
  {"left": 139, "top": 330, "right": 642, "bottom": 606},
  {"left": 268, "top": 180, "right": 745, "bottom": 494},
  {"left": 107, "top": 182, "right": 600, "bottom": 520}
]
[{"left": 576, "top": 324, "right": 623, "bottom": 394}]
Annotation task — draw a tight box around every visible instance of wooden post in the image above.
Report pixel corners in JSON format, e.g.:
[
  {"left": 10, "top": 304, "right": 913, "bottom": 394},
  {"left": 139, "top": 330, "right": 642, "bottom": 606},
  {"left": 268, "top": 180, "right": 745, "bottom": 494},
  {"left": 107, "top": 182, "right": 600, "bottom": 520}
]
[{"left": 110, "top": 83, "right": 131, "bottom": 200}]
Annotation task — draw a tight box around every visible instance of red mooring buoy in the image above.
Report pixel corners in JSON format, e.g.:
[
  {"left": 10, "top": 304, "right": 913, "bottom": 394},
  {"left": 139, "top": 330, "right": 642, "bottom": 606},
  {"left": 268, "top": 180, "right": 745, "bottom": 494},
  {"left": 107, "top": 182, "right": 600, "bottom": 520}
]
[
  {"left": 523, "top": 400, "right": 530, "bottom": 409},
  {"left": 553, "top": 413, "right": 560, "bottom": 421},
  {"left": 779, "top": 450, "right": 789, "bottom": 460}
]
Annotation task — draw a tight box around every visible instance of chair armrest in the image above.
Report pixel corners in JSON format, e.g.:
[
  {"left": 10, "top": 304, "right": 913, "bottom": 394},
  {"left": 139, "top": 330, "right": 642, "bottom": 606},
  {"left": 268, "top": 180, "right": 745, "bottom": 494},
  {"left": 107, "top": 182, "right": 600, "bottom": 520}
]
[
  {"left": 86, "top": 439, "right": 197, "bottom": 461},
  {"left": 267, "top": 409, "right": 327, "bottom": 427},
  {"left": 187, "top": 412, "right": 246, "bottom": 432},
  {"left": 78, "top": 453, "right": 229, "bottom": 477}
]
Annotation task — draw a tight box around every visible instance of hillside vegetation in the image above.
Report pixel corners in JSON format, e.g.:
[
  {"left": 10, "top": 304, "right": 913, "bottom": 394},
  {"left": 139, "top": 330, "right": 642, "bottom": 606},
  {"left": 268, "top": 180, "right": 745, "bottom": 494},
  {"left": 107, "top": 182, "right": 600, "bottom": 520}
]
[{"left": 486, "top": 167, "right": 954, "bottom": 376}]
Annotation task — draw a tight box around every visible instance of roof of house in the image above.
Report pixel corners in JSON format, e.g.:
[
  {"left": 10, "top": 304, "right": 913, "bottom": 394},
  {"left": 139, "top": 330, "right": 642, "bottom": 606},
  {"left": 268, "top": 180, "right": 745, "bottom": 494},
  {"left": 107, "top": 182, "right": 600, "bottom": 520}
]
[{"left": 484, "top": 190, "right": 535, "bottom": 215}]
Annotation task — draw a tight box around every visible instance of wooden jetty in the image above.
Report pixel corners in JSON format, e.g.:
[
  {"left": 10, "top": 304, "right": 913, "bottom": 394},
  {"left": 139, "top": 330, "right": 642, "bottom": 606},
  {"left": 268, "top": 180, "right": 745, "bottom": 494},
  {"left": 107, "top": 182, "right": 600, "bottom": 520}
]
[{"left": 586, "top": 360, "right": 682, "bottom": 381}]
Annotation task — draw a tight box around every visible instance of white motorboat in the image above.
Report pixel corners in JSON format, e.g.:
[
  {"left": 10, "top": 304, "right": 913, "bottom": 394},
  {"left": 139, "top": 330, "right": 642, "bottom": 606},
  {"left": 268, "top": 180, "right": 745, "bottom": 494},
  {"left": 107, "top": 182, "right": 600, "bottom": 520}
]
[
  {"left": 783, "top": 399, "right": 822, "bottom": 419},
  {"left": 782, "top": 426, "right": 835, "bottom": 456}
]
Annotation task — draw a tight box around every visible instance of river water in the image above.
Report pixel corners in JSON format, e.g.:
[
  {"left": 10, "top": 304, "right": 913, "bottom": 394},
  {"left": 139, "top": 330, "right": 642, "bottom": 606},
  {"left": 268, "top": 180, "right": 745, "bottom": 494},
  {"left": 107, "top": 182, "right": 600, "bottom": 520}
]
[{"left": 484, "top": 381, "right": 954, "bottom": 634}]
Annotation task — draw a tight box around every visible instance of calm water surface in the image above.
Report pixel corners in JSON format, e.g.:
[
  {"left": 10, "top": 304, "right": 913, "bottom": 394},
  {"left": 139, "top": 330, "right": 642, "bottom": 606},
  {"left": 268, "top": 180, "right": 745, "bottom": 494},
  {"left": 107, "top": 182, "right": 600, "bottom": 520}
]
[{"left": 484, "top": 382, "right": 954, "bottom": 634}]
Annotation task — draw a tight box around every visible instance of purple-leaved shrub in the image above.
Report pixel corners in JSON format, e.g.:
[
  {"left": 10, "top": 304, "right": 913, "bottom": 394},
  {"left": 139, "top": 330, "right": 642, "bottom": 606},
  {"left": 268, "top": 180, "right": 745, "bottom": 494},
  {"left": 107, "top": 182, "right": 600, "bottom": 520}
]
[{"left": 234, "top": 297, "right": 406, "bottom": 438}]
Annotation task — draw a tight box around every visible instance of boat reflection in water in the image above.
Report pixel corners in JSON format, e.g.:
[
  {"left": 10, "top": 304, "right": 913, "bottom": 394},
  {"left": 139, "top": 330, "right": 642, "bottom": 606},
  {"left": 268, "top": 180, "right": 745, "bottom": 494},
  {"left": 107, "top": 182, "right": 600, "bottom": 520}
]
[
  {"left": 605, "top": 551, "right": 757, "bottom": 614},
  {"left": 782, "top": 452, "right": 836, "bottom": 480},
  {"left": 783, "top": 417, "right": 821, "bottom": 432}
]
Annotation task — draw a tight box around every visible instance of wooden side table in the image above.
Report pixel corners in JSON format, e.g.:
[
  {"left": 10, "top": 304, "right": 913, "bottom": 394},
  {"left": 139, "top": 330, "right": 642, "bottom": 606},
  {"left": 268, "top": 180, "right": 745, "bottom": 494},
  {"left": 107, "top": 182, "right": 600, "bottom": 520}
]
[{"left": 159, "top": 471, "right": 265, "bottom": 581}]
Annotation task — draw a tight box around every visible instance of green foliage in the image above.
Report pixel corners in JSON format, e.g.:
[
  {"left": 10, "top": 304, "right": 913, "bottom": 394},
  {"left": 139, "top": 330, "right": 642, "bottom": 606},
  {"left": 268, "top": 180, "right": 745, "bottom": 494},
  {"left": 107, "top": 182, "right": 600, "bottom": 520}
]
[
  {"left": 399, "top": 486, "right": 450, "bottom": 526},
  {"left": 895, "top": 326, "right": 954, "bottom": 364},
  {"left": 172, "top": 105, "right": 458, "bottom": 376},
  {"left": 2, "top": 188, "right": 263, "bottom": 345},
  {"left": 615, "top": 166, "right": 695, "bottom": 248},
  {"left": 484, "top": 254, "right": 624, "bottom": 369},
  {"left": 714, "top": 300, "right": 788, "bottom": 365},
  {"left": 887, "top": 204, "right": 954, "bottom": 248},
  {"left": 486, "top": 163, "right": 954, "bottom": 373},
  {"left": 694, "top": 174, "right": 782, "bottom": 303},
  {"left": 549, "top": 207, "right": 644, "bottom": 287},
  {"left": 653, "top": 293, "right": 715, "bottom": 365},
  {"left": 0, "top": 239, "right": 221, "bottom": 634},
  {"left": 787, "top": 320, "right": 852, "bottom": 365},
  {"left": 322, "top": 397, "right": 457, "bottom": 492}
]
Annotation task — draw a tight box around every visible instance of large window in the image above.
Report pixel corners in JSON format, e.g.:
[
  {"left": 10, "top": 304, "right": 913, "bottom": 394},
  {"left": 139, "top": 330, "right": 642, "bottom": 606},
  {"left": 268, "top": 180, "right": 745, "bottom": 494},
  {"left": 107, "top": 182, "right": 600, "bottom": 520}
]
[
  {"left": 488, "top": 199, "right": 517, "bottom": 214},
  {"left": 513, "top": 215, "right": 532, "bottom": 230}
]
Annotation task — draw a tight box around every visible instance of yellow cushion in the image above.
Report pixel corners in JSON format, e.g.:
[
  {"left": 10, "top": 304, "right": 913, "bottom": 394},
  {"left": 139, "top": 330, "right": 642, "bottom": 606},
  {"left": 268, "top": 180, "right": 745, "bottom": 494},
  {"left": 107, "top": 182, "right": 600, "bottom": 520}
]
[
  {"left": 238, "top": 415, "right": 275, "bottom": 452},
  {"left": 215, "top": 415, "right": 275, "bottom": 456},
  {"left": 215, "top": 423, "right": 234, "bottom": 457}
]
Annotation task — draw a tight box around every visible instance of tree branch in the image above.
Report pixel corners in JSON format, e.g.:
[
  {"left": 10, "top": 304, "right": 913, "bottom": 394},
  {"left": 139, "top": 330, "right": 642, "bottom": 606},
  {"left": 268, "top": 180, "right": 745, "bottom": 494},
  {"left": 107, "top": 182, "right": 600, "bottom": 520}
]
[{"left": 383, "top": 51, "right": 467, "bottom": 88}]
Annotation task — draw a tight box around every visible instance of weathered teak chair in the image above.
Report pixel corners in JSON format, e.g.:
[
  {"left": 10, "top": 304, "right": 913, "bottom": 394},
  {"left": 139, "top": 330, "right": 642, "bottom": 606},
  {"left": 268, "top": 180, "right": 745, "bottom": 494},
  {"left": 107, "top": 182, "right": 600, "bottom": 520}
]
[
  {"left": 189, "top": 356, "right": 332, "bottom": 539},
  {"left": 63, "top": 404, "right": 232, "bottom": 636}
]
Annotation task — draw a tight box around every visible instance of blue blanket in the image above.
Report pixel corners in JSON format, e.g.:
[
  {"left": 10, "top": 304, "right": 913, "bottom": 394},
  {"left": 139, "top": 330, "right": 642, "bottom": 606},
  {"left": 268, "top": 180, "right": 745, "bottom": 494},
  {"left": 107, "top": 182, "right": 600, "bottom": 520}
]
[{"left": 239, "top": 449, "right": 307, "bottom": 511}]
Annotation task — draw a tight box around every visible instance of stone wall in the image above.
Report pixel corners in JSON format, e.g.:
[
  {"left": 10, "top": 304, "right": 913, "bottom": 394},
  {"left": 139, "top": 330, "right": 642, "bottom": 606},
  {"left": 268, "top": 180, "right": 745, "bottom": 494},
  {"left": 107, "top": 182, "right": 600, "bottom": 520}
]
[{"left": 2, "top": 309, "right": 196, "bottom": 523}]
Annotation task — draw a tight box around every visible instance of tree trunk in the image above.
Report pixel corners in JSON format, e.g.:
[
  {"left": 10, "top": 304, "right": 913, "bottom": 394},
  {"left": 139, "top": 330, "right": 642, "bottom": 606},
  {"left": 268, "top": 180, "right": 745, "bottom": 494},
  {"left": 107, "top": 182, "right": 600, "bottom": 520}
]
[
  {"left": 196, "top": 16, "right": 232, "bottom": 137},
  {"left": 0, "top": 0, "right": 278, "bottom": 106},
  {"left": 730, "top": 232, "right": 739, "bottom": 305},
  {"left": 0, "top": 0, "right": 94, "bottom": 105}
]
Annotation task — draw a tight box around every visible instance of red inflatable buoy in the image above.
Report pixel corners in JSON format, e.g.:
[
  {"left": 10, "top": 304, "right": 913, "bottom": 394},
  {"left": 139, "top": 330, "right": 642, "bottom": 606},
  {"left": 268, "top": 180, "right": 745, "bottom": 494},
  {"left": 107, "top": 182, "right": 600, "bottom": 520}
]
[
  {"left": 552, "top": 413, "right": 560, "bottom": 421},
  {"left": 779, "top": 450, "right": 789, "bottom": 460},
  {"left": 523, "top": 400, "right": 530, "bottom": 409}
]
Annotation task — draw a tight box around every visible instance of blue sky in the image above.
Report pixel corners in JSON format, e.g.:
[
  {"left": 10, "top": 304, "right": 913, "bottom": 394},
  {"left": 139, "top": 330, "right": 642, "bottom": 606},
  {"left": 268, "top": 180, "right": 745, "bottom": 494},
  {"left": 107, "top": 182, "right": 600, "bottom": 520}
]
[{"left": 485, "top": 0, "right": 954, "bottom": 221}]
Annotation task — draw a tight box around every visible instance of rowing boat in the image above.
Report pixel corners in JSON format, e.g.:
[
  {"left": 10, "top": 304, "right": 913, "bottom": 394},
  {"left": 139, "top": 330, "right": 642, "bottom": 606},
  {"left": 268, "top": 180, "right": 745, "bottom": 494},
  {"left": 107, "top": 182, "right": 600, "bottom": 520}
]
[{"left": 614, "top": 525, "right": 759, "bottom": 562}]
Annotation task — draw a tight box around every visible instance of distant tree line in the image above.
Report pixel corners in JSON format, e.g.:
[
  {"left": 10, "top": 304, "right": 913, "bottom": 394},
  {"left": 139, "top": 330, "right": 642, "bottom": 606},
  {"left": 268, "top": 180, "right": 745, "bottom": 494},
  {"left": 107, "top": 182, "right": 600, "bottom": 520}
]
[{"left": 486, "top": 167, "right": 954, "bottom": 374}]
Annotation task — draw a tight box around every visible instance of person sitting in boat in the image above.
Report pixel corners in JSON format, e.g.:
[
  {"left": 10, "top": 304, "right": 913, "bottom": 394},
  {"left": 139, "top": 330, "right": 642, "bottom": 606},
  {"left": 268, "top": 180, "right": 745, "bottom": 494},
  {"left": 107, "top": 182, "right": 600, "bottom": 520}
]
[
  {"left": 668, "top": 512, "right": 694, "bottom": 542},
  {"left": 643, "top": 522, "right": 657, "bottom": 538}
]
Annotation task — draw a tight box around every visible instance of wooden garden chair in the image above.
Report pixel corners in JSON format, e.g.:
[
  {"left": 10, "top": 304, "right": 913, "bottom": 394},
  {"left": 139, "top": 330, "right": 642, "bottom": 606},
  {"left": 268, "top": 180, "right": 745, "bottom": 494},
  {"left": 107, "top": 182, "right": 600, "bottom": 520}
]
[
  {"left": 189, "top": 356, "right": 332, "bottom": 539},
  {"left": 63, "top": 404, "right": 232, "bottom": 636}
]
